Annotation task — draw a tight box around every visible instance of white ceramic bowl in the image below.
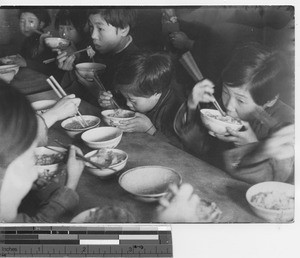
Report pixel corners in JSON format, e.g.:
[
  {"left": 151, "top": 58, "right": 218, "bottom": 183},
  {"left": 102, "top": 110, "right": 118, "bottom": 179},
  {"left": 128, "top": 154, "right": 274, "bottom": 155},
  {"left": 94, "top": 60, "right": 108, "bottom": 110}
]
[
  {"left": 200, "top": 109, "right": 243, "bottom": 136},
  {"left": 246, "top": 181, "right": 294, "bottom": 222},
  {"left": 61, "top": 115, "right": 100, "bottom": 138},
  {"left": 101, "top": 109, "right": 136, "bottom": 126},
  {"left": 119, "top": 166, "right": 182, "bottom": 202},
  {"left": 44, "top": 37, "right": 70, "bottom": 50},
  {"left": 84, "top": 149, "right": 128, "bottom": 178},
  {"left": 0, "top": 64, "right": 19, "bottom": 83},
  {"left": 34, "top": 146, "right": 67, "bottom": 178},
  {"left": 81, "top": 127, "right": 123, "bottom": 149},
  {"left": 31, "top": 100, "right": 57, "bottom": 114},
  {"left": 75, "top": 62, "right": 106, "bottom": 81}
]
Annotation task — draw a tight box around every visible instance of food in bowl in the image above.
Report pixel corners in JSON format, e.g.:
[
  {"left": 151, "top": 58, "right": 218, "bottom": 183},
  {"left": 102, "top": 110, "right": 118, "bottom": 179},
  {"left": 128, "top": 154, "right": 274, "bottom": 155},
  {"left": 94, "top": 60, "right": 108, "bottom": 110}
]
[
  {"left": 75, "top": 62, "right": 106, "bottom": 81},
  {"left": 44, "top": 37, "right": 70, "bottom": 50},
  {"left": 35, "top": 152, "right": 66, "bottom": 166},
  {"left": 200, "top": 109, "right": 243, "bottom": 136},
  {"left": 0, "top": 55, "right": 18, "bottom": 65},
  {"left": 101, "top": 109, "right": 135, "bottom": 126},
  {"left": 64, "top": 119, "right": 99, "bottom": 130}
]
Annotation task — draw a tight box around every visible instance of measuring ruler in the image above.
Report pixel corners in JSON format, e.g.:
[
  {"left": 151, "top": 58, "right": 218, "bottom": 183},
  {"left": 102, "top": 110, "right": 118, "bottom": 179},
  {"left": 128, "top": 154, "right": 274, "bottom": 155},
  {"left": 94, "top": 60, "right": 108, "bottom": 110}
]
[{"left": 0, "top": 225, "right": 172, "bottom": 257}]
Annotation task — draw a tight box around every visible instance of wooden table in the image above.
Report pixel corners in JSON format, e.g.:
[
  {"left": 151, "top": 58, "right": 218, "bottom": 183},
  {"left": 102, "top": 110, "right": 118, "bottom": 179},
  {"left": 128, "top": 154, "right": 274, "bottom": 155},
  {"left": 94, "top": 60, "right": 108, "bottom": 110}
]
[{"left": 47, "top": 100, "right": 263, "bottom": 223}]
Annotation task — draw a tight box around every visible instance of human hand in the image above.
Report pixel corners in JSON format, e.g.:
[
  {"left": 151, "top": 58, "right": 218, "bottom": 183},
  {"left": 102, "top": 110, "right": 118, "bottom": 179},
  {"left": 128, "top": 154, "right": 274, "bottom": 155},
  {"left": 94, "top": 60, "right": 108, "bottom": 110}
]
[
  {"left": 169, "top": 31, "right": 194, "bottom": 50},
  {"left": 66, "top": 145, "right": 84, "bottom": 190},
  {"left": 187, "top": 79, "right": 215, "bottom": 110},
  {"left": 118, "top": 113, "right": 155, "bottom": 134},
  {"left": 97, "top": 91, "right": 115, "bottom": 109},
  {"left": 13, "top": 54, "right": 27, "bottom": 67},
  {"left": 215, "top": 121, "right": 258, "bottom": 146},
  {"left": 57, "top": 51, "right": 76, "bottom": 71}
]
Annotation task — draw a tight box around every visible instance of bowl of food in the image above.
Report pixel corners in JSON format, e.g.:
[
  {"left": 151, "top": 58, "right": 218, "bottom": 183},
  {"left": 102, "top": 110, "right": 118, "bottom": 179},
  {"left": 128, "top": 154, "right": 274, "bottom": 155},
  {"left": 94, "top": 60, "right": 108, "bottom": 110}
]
[
  {"left": 31, "top": 99, "right": 57, "bottom": 114},
  {"left": 0, "top": 64, "right": 19, "bottom": 83},
  {"left": 81, "top": 127, "right": 123, "bottom": 149},
  {"left": 246, "top": 181, "right": 294, "bottom": 222},
  {"left": 101, "top": 109, "right": 136, "bottom": 126},
  {"left": 75, "top": 62, "right": 106, "bottom": 81},
  {"left": 200, "top": 109, "right": 243, "bottom": 136},
  {"left": 34, "top": 146, "right": 67, "bottom": 179},
  {"left": 44, "top": 37, "right": 70, "bottom": 51},
  {"left": 61, "top": 115, "right": 100, "bottom": 138},
  {"left": 119, "top": 166, "right": 182, "bottom": 202},
  {"left": 84, "top": 149, "right": 128, "bottom": 178}
]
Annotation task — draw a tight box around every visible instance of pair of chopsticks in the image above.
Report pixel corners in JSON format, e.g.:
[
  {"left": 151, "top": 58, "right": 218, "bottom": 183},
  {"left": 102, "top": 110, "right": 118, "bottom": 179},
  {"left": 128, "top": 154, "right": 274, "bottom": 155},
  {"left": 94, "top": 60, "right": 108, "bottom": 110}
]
[
  {"left": 45, "top": 143, "right": 106, "bottom": 170},
  {"left": 43, "top": 46, "right": 92, "bottom": 64},
  {"left": 93, "top": 72, "right": 121, "bottom": 109},
  {"left": 179, "top": 51, "right": 226, "bottom": 117},
  {"left": 46, "top": 75, "right": 88, "bottom": 127}
]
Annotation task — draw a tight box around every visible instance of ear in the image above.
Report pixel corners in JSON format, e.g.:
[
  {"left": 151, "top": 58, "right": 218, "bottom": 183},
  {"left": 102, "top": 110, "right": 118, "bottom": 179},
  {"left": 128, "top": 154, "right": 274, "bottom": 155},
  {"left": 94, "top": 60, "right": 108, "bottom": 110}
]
[{"left": 118, "top": 25, "right": 130, "bottom": 37}]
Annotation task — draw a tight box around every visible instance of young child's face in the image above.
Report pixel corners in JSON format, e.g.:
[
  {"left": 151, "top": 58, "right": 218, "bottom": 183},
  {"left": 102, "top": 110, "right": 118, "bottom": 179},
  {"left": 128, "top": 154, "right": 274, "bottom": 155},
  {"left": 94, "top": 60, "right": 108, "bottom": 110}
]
[
  {"left": 222, "top": 84, "right": 259, "bottom": 121},
  {"left": 59, "top": 24, "right": 81, "bottom": 44},
  {"left": 122, "top": 92, "right": 161, "bottom": 113},
  {"left": 88, "top": 14, "right": 125, "bottom": 54},
  {"left": 19, "top": 12, "right": 41, "bottom": 37}
]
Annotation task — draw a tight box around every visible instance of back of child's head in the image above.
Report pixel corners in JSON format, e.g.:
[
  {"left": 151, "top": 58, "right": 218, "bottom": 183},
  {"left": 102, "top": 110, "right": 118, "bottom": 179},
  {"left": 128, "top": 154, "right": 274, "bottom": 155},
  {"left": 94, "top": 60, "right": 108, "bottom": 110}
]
[
  {"left": 88, "top": 8, "right": 136, "bottom": 32},
  {"left": 114, "top": 51, "right": 173, "bottom": 97},
  {"left": 19, "top": 8, "right": 51, "bottom": 28},
  {"left": 0, "top": 82, "right": 37, "bottom": 169},
  {"left": 54, "top": 9, "right": 87, "bottom": 35},
  {"left": 221, "top": 42, "right": 290, "bottom": 106}
]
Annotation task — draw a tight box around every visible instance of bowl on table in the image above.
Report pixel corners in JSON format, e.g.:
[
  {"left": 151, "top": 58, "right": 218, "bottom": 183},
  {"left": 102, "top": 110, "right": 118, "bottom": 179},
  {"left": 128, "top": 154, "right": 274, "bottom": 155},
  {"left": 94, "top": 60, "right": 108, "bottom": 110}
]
[
  {"left": 118, "top": 166, "right": 182, "bottom": 202},
  {"left": 61, "top": 115, "right": 100, "bottom": 138},
  {"left": 44, "top": 37, "right": 70, "bottom": 51},
  {"left": 84, "top": 148, "right": 128, "bottom": 179},
  {"left": 75, "top": 62, "right": 106, "bottom": 81},
  {"left": 31, "top": 99, "right": 57, "bottom": 114},
  {"left": 101, "top": 109, "right": 136, "bottom": 126},
  {"left": 81, "top": 126, "right": 123, "bottom": 149},
  {"left": 246, "top": 181, "right": 294, "bottom": 222},
  {"left": 34, "top": 146, "right": 67, "bottom": 179},
  {"left": 0, "top": 64, "right": 19, "bottom": 83},
  {"left": 200, "top": 109, "right": 243, "bottom": 136}
]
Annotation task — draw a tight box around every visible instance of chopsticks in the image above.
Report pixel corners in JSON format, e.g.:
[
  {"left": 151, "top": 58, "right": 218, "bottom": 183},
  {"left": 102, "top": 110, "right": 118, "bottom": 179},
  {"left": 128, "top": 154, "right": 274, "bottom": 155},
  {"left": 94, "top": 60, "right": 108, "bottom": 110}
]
[
  {"left": 179, "top": 51, "right": 226, "bottom": 116},
  {"left": 53, "top": 140, "right": 106, "bottom": 170},
  {"left": 93, "top": 72, "right": 121, "bottom": 109},
  {"left": 46, "top": 75, "right": 88, "bottom": 127},
  {"left": 43, "top": 46, "right": 92, "bottom": 64},
  {"left": 32, "top": 29, "right": 43, "bottom": 35}
]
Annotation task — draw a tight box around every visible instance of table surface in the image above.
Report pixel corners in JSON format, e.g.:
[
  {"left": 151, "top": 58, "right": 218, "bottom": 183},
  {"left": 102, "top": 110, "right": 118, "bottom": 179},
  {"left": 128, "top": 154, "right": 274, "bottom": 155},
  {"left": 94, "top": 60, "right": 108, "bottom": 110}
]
[{"left": 47, "top": 100, "right": 262, "bottom": 223}]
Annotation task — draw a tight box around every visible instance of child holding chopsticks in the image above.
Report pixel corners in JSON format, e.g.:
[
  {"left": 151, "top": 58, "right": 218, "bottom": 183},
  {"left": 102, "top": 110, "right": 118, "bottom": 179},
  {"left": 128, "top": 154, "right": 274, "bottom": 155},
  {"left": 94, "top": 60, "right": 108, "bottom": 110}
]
[
  {"left": 0, "top": 81, "right": 84, "bottom": 222},
  {"left": 174, "top": 43, "right": 294, "bottom": 184}
]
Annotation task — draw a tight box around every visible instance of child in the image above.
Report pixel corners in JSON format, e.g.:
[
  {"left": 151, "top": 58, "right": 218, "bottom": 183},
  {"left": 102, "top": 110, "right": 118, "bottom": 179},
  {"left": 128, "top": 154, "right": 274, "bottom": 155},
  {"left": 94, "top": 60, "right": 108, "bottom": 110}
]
[
  {"left": 174, "top": 43, "right": 294, "bottom": 184},
  {"left": 15, "top": 9, "right": 56, "bottom": 75},
  {"left": 0, "top": 81, "right": 84, "bottom": 222},
  {"left": 57, "top": 8, "right": 138, "bottom": 106},
  {"left": 110, "top": 52, "right": 183, "bottom": 146}
]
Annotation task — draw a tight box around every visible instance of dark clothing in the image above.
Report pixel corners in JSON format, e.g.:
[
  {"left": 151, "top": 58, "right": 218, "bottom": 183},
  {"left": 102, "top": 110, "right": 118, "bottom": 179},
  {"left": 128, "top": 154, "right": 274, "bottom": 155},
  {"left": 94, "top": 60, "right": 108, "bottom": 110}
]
[{"left": 174, "top": 99, "right": 294, "bottom": 184}]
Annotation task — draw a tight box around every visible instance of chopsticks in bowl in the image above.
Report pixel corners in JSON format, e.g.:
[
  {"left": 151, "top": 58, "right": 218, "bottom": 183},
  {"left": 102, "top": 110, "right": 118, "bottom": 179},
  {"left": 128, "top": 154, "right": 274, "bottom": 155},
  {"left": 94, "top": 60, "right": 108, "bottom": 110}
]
[{"left": 46, "top": 75, "right": 88, "bottom": 127}]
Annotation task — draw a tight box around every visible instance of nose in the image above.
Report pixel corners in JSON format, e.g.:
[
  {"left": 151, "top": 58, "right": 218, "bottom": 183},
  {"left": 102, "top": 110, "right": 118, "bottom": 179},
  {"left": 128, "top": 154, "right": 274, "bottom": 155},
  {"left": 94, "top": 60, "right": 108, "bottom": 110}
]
[
  {"left": 224, "top": 96, "right": 236, "bottom": 114},
  {"left": 24, "top": 21, "right": 32, "bottom": 31},
  {"left": 91, "top": 27, "right": 98, "bottom": 40},
  {"left": 126, "top": 100, "right": 134, "bottom": 110}
]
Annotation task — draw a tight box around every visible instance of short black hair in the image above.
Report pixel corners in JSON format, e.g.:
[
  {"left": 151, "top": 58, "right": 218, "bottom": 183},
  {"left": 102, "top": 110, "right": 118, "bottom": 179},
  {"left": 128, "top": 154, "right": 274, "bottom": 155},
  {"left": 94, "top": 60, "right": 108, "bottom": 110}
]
[
  {"left": 88, "top": 8, "right": 136, "bottom": 31},
  {"left": 19, "top": 8, "right": 51, "bottom": 28},
  {"left": 222, "top": 43, "right": 290, "bottom": 105},
  {"left": 54, "top": 9, "right": 87, "bottom": 35},
  {"left": 114, "top": 51, "right": 173, "bottom": 97}
]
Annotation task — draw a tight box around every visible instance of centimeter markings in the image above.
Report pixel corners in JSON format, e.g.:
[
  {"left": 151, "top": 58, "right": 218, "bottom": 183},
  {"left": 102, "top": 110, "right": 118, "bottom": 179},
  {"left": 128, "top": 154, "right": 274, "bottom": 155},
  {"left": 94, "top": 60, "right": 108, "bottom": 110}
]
[{"left": 0, "top": 225, "right": 172, "bottom": 257}]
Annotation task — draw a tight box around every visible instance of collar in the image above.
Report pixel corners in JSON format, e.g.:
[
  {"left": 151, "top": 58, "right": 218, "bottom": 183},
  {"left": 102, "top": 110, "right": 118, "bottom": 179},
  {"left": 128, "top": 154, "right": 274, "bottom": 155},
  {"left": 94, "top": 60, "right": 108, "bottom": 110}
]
[{"left": 115, "top": 36, "right": 133, "bottom": 54}]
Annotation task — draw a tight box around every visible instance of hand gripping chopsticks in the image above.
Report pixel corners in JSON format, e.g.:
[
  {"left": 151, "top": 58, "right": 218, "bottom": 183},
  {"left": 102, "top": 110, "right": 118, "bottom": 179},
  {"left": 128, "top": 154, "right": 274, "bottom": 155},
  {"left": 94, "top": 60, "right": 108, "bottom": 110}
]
[{"left": 46, "top": 75, "right": 88, "bottom": 127}]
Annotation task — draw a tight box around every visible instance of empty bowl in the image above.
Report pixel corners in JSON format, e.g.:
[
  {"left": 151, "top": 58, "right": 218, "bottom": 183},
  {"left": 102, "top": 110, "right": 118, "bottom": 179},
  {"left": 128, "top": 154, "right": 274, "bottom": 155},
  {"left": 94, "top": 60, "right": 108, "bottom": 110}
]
[
  {"left": 34, "top": 146, "right": 67, "bottom": 179},
  {"left": 81, "top": 126, "right": 123, "bottom": 149},
  {"left": 75, "top": 62, "right": 106, "bottom": 81},
  {"left": 44, "top": 37, "right": 70, "bottom": 51},
  {"left": 119, "top": 166, "right": 182, "bottom": 202},
  {"left": 0, "top": 64, "right": 19, "bottom": 83},
  {"left": 31, "top": 99, "right": 57, "bottom": 114},
  {"left": 101, "top": 109, "right": 136, "bottom": 126},
  {"left": 61, "top": 115, "right": 101, "bottom": 138},
  {"left": 246, "top": 181, "right": 294, "bottom": 222},
  {"left": 200, "top": 109, "right": 243, "bottom": 136},
  {"left": 84, "top": 148, "right": 128, "bottom": 178}
]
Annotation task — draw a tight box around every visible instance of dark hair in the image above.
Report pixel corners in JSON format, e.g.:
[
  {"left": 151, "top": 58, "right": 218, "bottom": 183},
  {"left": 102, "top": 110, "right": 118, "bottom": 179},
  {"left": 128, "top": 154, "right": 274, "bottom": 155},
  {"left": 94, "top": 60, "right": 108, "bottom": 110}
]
[
  {"left": 114, "top": 52, "right": 173, "bottom": 97},
  {"left": 19, "top": 8, "right": 51, "bottom": 28},
  {"left": 221, "top": 43, "right": 289, "bottom": 105},
  {"left": 0, "top": 82, "right": 38, "bottom": 168},
  {"left": 55, "top": 9, "right": 87, "bottom": 35},
  {"left": 88, "top": 8, "right": 136, "bottom": 31}
]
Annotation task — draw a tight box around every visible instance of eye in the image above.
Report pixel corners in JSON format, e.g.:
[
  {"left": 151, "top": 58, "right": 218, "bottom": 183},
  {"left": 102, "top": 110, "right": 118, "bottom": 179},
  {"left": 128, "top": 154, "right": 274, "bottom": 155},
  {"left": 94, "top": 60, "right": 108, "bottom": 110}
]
[{"left": 237, "top": 99, "right": 245, "bottom": 104}]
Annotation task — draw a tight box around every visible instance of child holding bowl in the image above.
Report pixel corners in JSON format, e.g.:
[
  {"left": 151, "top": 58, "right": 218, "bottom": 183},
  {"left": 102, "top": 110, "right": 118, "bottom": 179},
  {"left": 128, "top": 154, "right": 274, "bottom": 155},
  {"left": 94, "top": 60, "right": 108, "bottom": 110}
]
[{"left": 174, "top": 43, "right": 294, "bottom": 184}]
